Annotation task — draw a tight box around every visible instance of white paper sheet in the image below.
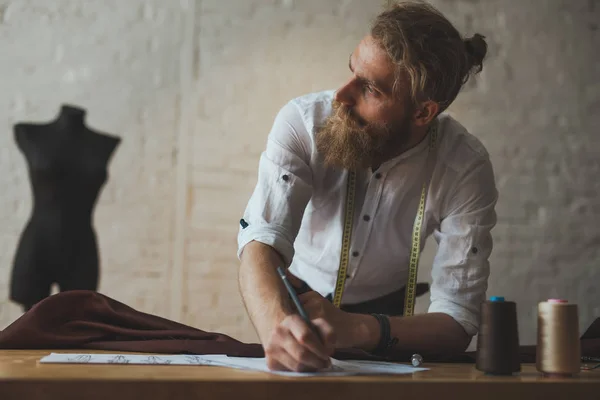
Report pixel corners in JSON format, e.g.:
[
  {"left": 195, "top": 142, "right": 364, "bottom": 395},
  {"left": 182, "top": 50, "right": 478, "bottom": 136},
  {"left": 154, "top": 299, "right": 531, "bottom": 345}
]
[{"left": 39, "top": 352, "right": 428, "bottom": 377}]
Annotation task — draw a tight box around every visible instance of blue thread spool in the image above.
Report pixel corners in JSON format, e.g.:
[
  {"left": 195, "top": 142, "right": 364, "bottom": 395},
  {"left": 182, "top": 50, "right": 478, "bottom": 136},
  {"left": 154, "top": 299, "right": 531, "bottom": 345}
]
[{"left": 476, "top": 296, "right": 521, "bottom": 375}]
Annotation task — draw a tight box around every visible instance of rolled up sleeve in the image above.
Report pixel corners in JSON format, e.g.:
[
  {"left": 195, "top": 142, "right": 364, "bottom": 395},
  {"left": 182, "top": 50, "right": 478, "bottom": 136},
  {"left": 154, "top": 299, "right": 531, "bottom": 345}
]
[
  {"left": 237, "top": 101, "right": 313, "bottom": 267},
  {"left": 428, "top": 156, "right": 498, "bottom": 337}
]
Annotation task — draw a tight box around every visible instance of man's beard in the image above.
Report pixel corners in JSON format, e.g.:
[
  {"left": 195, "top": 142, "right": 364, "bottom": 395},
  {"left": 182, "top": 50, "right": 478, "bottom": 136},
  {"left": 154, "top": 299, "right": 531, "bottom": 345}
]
[{"left": 315, "top": 100, "right": 412, "bottom": 171}]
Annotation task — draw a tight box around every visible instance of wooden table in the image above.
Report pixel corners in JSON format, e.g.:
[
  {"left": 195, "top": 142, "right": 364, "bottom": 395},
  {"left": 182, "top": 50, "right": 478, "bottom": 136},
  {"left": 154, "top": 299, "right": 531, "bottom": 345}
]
[{"left": 1, "top": 350, "right": 599, "bottom": 400}]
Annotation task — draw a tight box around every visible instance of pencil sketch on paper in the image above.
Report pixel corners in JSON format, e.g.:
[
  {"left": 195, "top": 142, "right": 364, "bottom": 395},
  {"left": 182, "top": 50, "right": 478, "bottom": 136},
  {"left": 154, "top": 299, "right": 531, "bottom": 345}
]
[
  {"left": 183, "top": 355, "right": 230, "bottom": 366},
  {"left": 143, "top": 356, "right": 172, "bottom": 364},
  {"left": 185, "top": 355, "right": 209, "bottom": 365},
  {"left": 67, "top": 355, "right": 92, "bottom": 363},
  {"left": 39, "top": 353, "right": 430, "bottom": 377},
  {"left": 108, "top": 355, "right": 130, "bottom": 364}
]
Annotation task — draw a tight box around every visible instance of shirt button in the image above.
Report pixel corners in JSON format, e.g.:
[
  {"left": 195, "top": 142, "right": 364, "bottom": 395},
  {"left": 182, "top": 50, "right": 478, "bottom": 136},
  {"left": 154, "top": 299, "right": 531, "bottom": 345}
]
[
  {"left": 374, "top": 173, "right": 382, "bottom": 179},
  {"left": 281, "top": 174, "right": 289, "bottom": 182},
  {"left": 363, "top": 215, "right": 370, "bottom": 222},
  {"left": 352, "top": 251, "right": 359, "bottom": 257}
]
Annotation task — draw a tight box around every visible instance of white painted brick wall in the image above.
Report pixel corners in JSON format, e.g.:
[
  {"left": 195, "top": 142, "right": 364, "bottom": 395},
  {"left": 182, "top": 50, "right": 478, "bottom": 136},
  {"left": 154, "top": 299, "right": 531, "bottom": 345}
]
[
  {"left": 0, "top": 0, "right": 189, "bottom": 328},
  {"left": 1, "top": 0, "right": 598, "bottom": 348}
]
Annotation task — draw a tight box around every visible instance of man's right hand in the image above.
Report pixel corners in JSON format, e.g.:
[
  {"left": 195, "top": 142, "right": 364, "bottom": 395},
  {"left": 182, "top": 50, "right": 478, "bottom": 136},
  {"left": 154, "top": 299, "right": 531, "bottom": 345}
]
[{"left": 264, "top": 314, "right": 336, "bottom": 372}]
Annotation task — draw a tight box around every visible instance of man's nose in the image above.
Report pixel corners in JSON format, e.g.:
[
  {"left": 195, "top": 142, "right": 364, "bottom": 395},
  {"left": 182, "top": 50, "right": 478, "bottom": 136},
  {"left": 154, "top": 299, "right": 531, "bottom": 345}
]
[{"left": 334, "top": 80, "right": 356, "bottom": 107}]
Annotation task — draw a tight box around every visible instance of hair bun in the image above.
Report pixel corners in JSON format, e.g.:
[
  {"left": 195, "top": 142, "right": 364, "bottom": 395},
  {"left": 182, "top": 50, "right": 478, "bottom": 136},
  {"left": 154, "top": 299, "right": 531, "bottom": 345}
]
[{"left": 464, "top": 33, "right": 487, "bottom": 72}]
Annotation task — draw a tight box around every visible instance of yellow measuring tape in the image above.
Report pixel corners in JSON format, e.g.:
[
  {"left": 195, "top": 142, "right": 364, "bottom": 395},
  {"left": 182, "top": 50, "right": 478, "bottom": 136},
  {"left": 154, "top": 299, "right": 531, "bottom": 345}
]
[{"left": 332, "top": 124, "right": 438, "bottom": 317}]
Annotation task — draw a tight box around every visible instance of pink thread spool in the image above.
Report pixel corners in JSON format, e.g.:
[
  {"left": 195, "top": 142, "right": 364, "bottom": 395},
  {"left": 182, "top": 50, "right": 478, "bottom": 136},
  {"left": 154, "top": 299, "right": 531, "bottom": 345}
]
[{"left": 536, "top": 299, "right": 580, "bottom": 377}]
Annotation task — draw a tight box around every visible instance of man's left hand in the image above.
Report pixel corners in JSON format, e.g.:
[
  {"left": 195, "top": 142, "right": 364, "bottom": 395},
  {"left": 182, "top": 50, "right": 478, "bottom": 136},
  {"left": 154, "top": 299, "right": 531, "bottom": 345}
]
[{"left": 299, "top": 291, "right": 367, "bottom": 349}]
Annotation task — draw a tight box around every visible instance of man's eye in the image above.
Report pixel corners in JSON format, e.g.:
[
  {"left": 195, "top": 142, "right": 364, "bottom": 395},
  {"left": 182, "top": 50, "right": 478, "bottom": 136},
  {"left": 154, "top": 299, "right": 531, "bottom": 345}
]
[{"left": 364, "top": 84, "right": 379, "bottom": 97}]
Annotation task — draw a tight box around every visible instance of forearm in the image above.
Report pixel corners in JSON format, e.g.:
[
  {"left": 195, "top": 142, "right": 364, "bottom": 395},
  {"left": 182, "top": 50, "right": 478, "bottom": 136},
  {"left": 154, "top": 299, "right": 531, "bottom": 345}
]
[
  {"left": 352, "top": 312, "right": 471, "bottom": 355},
  {"left": 238, "top": 240, "right": 293, "bottom": 344}
]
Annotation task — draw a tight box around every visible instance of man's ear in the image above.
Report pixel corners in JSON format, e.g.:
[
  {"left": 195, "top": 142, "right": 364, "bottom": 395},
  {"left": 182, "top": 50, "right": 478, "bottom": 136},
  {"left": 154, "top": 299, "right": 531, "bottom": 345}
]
[{"left": 413, "top": 100, "right": 439, "bottom": 127}]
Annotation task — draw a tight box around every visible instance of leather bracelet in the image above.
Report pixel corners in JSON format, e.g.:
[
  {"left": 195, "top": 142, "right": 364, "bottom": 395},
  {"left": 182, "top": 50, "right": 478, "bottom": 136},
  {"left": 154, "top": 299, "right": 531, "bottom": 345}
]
[{"left": 370, "top": 313, "right": 398, "bottom": 356}]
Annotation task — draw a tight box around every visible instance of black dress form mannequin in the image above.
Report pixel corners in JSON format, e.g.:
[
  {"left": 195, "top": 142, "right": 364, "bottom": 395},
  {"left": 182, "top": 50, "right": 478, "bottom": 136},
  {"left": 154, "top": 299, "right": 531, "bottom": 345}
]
[{"left": 9, "top": 105, "right": 121, "bottom": 312}]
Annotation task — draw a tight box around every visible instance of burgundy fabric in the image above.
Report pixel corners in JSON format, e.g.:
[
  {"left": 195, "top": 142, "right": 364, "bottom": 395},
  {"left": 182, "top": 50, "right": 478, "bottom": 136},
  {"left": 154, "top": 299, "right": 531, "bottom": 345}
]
[
  {"left": 0, "top": 290, "right": 263, "bottom": 357},
  {"left": 0, "top": 290, "right": 598, "bottom": 363}
]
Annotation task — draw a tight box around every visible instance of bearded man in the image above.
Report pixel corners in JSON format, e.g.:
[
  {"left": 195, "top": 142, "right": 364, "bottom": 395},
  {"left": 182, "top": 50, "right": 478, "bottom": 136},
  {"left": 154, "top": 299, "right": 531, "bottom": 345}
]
[{"left": 237, "top": 0, "right": 498, "bottom": 372}]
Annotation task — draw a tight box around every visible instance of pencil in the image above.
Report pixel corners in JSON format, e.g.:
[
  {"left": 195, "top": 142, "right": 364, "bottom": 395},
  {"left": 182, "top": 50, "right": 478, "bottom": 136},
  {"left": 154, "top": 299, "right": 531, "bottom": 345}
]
[{"left": 276, "top": 266, "right": 323, "bottom": 343}]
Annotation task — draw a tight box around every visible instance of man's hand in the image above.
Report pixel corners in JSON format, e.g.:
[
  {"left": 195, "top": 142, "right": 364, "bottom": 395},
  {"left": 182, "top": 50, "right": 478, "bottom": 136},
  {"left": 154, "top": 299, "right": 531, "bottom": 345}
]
[
  {"left": 264, "top": 314, "right": 336, "bottom": 372},
  {"left": 300, "top": 291, "right": 370, "bottom": 349}
]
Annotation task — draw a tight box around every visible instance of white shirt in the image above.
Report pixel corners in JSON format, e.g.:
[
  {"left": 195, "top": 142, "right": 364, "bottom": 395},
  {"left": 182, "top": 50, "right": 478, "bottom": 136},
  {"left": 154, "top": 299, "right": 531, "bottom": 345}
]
[{"left": 237, "top": 90, "right": 498, "bottom": 337}]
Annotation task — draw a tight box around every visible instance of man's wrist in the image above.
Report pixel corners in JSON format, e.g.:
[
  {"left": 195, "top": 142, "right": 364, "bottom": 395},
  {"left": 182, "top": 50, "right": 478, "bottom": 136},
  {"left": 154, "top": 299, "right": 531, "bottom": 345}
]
[
  {"left": 257, "top": 302, "right": 294, "bottom": 345},
  {"left": 350, "top": 313, "right": 381, "bottom": 350}
]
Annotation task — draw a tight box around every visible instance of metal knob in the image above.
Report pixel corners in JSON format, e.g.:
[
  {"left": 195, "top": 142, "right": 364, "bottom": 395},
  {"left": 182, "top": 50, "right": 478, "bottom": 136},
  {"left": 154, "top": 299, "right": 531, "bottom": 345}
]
[{"left": 411, "top": 353, "right": 423, "bottom": 367}]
